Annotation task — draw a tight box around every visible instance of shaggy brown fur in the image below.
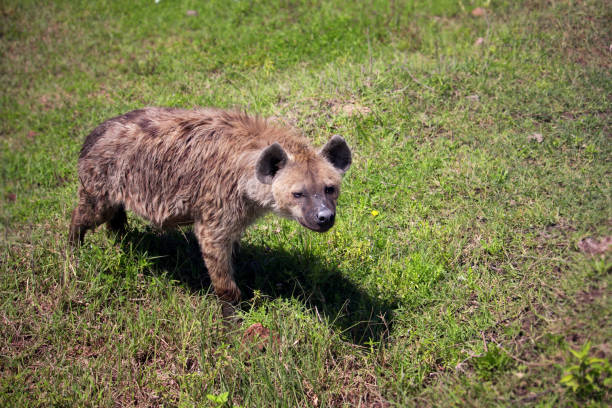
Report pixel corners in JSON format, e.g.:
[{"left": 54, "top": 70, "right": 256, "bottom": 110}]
[{"left": 70, "top": 107, "right": 351, "bottom": 315}]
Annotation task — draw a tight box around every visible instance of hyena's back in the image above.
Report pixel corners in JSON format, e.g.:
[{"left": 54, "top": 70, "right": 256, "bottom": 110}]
[{"left": 75, "top": 107, "right": 299, "bottom": 230}]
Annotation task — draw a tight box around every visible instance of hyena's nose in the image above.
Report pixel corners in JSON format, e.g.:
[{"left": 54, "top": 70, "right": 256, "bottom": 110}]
[{"left": 316, "top": 208, "right": 334, "bottom": 226}]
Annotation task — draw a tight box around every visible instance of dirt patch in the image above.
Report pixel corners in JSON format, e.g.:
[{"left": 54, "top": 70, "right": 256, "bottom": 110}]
[
  {"left": 593, "top": 342, "right": 611, "bottom": 360},
  {"left": 519, "top": 307, "right": 545, "bottom": 338},
  {"left": 327, "top": 355, "right": 390, "bottom": 408},
  {"left": 530, "top": 1, "right": 612, "bottom": 69},
  {"left": 530, "top": 219, "right": 576, "bottom": 254},
  {"left": 37, "top": 90, "right": 70, "bottom": 111},
  {"left": 527, "top": 132, "right": 543, "bottom": 143},
  {"left": 331, "top": 102, "right": 372, "bottom": 117},
  {"left": 576, "top": 286, "right": 607, "bottom": 304},
  {"left": 6, "top": 333, "right": 35, "bottom": 356},
  {"left": 577, "top": 236, "right": 612, "bottom": 255},
  {"left": 545, "top": 218, "right": 576, "bottom": 233}
]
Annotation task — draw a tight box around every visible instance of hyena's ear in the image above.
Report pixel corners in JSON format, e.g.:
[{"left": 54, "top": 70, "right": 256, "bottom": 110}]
[
  {"left": 320, "top": 135, "right": 352, "bottom": 174},
  {"left": 256, "top": 142, "right": 289, "bottom": 184}
]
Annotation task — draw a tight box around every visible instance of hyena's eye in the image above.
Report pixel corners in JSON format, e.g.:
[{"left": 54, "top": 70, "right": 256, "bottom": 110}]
[
  {"left": 325, "top": 186, "right": 336, "bottom": 195},
  {"left": 292, "top": 192, "right": 304, "bottom": 198}
]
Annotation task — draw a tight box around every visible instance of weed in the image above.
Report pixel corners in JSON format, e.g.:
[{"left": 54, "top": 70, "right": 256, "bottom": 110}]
[
  {"left": 560, "top": 341, "right": 611, "bottom": 401},
  {"left": 206, "top": 391, "right": 236, "bottom": 408},
  {"left": 473, "top": 345, "right": 514, "bottom": 381}
]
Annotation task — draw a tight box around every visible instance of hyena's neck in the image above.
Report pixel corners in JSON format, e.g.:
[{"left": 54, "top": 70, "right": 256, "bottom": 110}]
[
  {"left": 242, "top": 176, "right": 275, "bottom": 210},
  {"left": 237, "top": 149, "right": 276, "bottom": 212}
]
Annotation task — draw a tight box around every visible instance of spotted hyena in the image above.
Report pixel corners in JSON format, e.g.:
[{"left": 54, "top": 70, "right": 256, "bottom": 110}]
[{"left": 69, "top": 107, "right": 352, "bottom": 316}]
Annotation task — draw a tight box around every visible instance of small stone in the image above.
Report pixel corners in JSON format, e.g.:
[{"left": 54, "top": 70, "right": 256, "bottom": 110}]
[
  {"left": 472, "top": 7, "right": 486, "bottom": 17},
  {"left": 242, "top": 323, "right": 279, "bottom": 352},
  {"left": 527, "top": 133, "right": 543, "bottom": 143},
  {"left": 186, "top": 10, "right": 198, "bottom": 16},
  {"left": 342, "top": 103, "right": 371, "bottom": 116}
]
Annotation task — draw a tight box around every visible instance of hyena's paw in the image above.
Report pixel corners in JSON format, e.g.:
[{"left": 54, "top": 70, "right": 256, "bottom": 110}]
[
  {"left": 220, "top": 301, "right": 244, "bottom": 329},
  {"left": 68, "top": 223, "right": 87, "bottom": 247},
  {"left": 216, "top": 284, "right": 243, "bottom": 326}
]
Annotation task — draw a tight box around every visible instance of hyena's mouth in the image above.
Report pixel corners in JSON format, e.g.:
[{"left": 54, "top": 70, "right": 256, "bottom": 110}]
[{"left": 297, "top": 217, "right": 335, "bottom": 233}]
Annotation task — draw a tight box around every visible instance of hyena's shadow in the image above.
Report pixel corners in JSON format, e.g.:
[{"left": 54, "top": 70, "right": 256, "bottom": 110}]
[{"left": 121, "top": 228, "right": 395, "bottom": 344}]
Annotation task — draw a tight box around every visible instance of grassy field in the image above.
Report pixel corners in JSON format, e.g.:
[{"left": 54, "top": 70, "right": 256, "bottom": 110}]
[{"left": 1, "top": 0, "right": 610, "bottom": 406}]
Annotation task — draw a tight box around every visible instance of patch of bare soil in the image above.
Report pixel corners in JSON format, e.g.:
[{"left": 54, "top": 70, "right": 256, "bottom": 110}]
[
  {"left": 577, "top": 236, "right": 612, "bottom": 255},
  {"left": 330, "top": 101, "right": 372, "bottom": 117},
  {"left": 576, "top": 286, "right": 607, "bottom": 304},
  {"left": 529, "top": 1, "right": 612, "bottom": 69},
  {"left": 326, "top": 355, "right": 390, "bottom": 408},
  {"left": 531, "top": 219, "right": 576, "bottom": 254}
]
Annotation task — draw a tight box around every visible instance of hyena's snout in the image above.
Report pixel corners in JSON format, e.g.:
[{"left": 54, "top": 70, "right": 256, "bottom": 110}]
[
  {"left": 315, "top": 207, "right": 335, "bottom": 230},
  {"left": 301, "top": 199, "right": 336, "bottom": 232}
]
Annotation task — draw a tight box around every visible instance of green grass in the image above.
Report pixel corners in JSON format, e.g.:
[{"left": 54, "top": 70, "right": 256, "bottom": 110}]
[{"left": 1, "top": 0, "right": 611, "bottom": 406}]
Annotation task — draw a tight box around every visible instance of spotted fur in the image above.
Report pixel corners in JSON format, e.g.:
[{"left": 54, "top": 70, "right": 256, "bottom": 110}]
[{"left": 70, "top": 107, "right": 351, "bottom": 315}]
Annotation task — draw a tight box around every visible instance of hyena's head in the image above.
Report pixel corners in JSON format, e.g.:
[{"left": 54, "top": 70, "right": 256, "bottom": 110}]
[{"left": 256, "top": 135, "right": 351, "bottom": 232}]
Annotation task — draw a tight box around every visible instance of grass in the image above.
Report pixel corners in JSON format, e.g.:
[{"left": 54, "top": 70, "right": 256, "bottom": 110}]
[{"left": 1, "top": 0, "right": 611, "bottom": 406}]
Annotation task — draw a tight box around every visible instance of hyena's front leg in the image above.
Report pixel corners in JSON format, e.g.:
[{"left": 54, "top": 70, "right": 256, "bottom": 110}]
[
  {"left": 194, "top": 222, "right": 241, "bottom": 318},
  {"left": 69, "top": 188, "right": 120, "bottom": 246}
]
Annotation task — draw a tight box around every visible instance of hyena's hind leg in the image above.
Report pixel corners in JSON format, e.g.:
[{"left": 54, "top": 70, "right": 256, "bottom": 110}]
[{"left": 69, "top": 189, "right": 124, "bottom": 246}]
